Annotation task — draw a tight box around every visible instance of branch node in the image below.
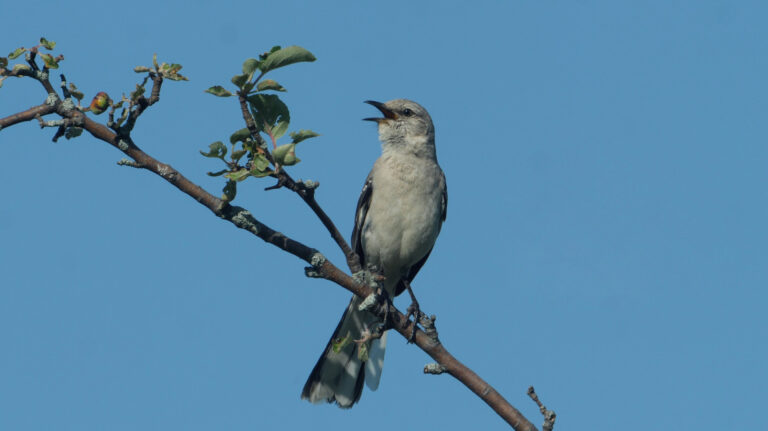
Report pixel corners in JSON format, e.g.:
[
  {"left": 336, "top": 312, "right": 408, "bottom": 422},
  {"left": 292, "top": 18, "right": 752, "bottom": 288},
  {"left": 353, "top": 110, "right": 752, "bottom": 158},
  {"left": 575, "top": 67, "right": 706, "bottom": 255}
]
[
  {"left": 310, "top": 252, "right": 326, "bottom": 268},
  {"left": 304, "top": 252, "right": 327, "bottom": 278},
  {"left": 227, "top": 207, "right": 260, "bottom": 236},
  {"left": 423, "top": 363, "right": 447, "bottom": 375},
  {"left": 116, "top": 158, "right": 144, "bottom": 169},
  {"left": 420, "top": 313, "right": 439, "bottom": 343},
  {"left": 353, "top": 266, "right": 383, "bottom": 291},
  {"left": 528, "top": 386, "right": 556, "bottom": 431},
  {"left": 35, "top": 115, "right": 65, "bottom": 128},
  {"left": 35, "top": 70, "right": 48, "bottom": 82},
  {"left": 60, "top": 97, "right": 75, "bottom": 113},
  {"left": 156, "top": 163, "right": 176, "bottom": 180},
  {"left": 301, "top": 179, "right": 319, "bottom": 190},
  {"left": 45, "top": 92, "right": 59, "bottom": 107},
  {"left": 117, "top": 139, "right": 130, "bottom": 151}
]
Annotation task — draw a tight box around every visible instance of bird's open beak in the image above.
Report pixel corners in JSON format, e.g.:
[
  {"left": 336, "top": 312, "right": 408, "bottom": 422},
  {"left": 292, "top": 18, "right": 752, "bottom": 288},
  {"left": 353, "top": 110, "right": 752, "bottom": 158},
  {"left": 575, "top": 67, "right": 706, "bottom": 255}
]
[{"left": 363, "top": 100, "right": 397, "bottom": 122}]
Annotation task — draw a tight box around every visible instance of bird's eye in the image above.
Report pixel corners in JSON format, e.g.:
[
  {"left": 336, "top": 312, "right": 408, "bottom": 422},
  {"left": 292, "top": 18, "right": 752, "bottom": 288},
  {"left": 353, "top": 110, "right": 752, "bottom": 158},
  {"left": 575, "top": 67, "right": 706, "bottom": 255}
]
[{"left": 403, "top": 108, "right": 413, "bottom": 117}]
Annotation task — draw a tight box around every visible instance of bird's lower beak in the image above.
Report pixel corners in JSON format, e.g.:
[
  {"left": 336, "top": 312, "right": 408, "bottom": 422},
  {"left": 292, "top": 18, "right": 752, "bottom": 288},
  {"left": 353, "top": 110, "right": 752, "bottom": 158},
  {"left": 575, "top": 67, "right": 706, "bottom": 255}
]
[{"left": 363, "top": 100, "right": 397, "bottom": 122}]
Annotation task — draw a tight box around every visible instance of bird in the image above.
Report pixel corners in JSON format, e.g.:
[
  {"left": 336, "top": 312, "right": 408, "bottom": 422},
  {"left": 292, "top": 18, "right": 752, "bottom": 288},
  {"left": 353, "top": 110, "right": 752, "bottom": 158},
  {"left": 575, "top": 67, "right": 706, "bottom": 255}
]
[{"left": 301, "top": 99, "right": 447, "bottom": 408}]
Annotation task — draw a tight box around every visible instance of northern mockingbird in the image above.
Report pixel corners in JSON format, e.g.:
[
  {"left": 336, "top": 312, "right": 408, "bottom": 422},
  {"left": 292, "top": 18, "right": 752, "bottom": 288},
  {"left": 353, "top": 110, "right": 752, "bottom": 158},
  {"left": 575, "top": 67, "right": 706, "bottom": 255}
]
[{"left": 301, "top": 99, "right": 447, "bottom": 407}]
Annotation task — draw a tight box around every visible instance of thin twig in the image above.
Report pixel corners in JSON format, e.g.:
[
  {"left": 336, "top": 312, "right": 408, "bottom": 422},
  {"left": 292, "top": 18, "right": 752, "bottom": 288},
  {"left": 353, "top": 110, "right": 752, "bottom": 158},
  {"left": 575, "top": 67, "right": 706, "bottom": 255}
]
[
  {"left": 528, "top": 386, "right": 556, "bottom": 431},
  {"left": 235, "top": 90, "right": 362, "bottom": 272}
]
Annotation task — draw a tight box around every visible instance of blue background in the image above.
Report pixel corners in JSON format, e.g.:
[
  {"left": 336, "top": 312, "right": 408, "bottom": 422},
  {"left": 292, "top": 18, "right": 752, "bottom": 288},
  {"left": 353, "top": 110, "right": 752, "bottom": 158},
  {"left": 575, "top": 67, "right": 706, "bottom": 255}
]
[{"left": 1, "top": 1, "right": 766, "bottom": 429}]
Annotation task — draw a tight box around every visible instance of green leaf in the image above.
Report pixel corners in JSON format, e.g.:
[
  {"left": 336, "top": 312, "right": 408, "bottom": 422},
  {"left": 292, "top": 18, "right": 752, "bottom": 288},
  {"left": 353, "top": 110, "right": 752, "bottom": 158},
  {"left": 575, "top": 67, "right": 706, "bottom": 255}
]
[
  {"left": 12, "top": 64, "right": 31, "bottom": 74},
  {"left": 8, "top": 47, "right": 26, "bottom": 60},
  {"left": 249, "top": 153, "right": 272, "bottom": 177},
  {"left": 255, "top": 79, "right": 286, "bottom": 92},
  {"left": 231, "top": 149, "right": 247, "bottom": 162},
  {"left": 242, "top": 58, "right": 259, "bottom": 76},
  {"left": 222, "top": 180, "right": 237, "bottom": 202},
  {"left": 207, "top": 169, "right": 228, "bottom": 177},
  {"left": 231, "top": 73, "right": 248, "bottom": 88},
  {"left": 134, "top": 66, "right": 150, "bottom": 73},
  {"left": 229, "top": 128, "right": 252, "bottom": 144},
  {"left": 200, "top": 141, "right": 227, "bottom": 159},
  {"left": 204, "top": 85, "right": 233, "bottom": 97},
  {"left": 40, "top": 53, "right": 58, "bottom": 69},
  {"left": 272, "top": 120, "right": 289, "bottom": 140},
  {"left": 165, "top": 73, "right": 188, "bottom": 81},
  {"left": 225, "top": 168, "right": 251, "bottom": 182},
  {"left": 247, "top": 93, "right": 290, "bottom": 138},
  {"left": 161, "top": 63, "right": 183, "bottom": 74},
  {"left": 259, "top": 46, "right": 282, "bottom": 61},
  {"left": 130, "top": 82, "right": 145, "bottom": 101},
  {"left": 258, "top": 46, "right": 316, "bottom": 73},
  {"left": 242, "top": 139, "right": 255, "bottom": 153},
  {"left": 40, "top": 38, "right": 56, "bottom": 50},
  {"left": 64, "top": 127, "right": 83, "bottom": 139},
  {"left": 273, "top": 143, "right": 300, "bottom": 166},
  {"left": 0, "top": 57, "right": 8, "bottom": 68},
  {"left": 290, "top": 129, "right": 320, "bottom": 144},
  {"left": 68, "top": 83, "right": 84, "bottom": 101}
]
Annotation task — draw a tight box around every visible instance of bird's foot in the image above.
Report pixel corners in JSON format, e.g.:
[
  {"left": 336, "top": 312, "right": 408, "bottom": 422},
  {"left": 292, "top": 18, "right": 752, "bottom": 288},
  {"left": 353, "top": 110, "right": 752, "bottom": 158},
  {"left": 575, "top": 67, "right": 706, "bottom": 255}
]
[
  {"left": 404, "top": 300, "right": 423, "bottom": 343},
  {"left": 402, "top": 280, "right": 423, "bottom": 343},
  {"left": 355, "top": 323, "right": 386, "bottom": 344}
]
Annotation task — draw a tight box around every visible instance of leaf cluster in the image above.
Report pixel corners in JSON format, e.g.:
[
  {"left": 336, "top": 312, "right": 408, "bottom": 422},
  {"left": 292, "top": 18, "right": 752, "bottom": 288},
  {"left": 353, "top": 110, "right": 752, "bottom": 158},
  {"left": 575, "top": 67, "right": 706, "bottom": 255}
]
[
  {"left": 201, "top": 46, "right": 319, "bottom": 202},
  {"left": 0, "top": 37, "right": 61, "bottom": 87},
  {"left": 133, "top": 53, "right": 188, "bottom": 81}
]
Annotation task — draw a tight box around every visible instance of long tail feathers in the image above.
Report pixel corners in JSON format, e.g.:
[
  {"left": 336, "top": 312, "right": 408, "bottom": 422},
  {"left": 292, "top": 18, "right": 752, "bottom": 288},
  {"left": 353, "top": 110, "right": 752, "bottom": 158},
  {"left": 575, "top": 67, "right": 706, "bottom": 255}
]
[{"left": 301, "top": 297, "right": 387, "bottom": 408}]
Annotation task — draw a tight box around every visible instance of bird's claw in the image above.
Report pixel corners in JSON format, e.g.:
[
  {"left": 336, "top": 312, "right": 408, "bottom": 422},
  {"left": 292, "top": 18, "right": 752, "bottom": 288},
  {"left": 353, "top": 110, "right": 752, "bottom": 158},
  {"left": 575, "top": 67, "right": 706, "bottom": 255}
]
[{"left": 404, "top": 300, "right": 423, "bottom": 343}]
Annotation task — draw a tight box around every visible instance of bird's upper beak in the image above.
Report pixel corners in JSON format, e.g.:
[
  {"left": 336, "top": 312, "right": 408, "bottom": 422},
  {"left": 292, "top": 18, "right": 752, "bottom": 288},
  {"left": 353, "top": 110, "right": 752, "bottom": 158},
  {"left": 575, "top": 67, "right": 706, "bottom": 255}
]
[{"left": 363, "top": 100, "right": 397, "bottom": 122}]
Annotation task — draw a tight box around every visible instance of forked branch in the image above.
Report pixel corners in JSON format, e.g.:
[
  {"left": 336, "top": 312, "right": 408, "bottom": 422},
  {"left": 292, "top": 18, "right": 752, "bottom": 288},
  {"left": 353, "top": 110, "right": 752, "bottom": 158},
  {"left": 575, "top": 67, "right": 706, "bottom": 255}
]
[{"left": 0, "top": 46, "right": 551, "bottom": 430}]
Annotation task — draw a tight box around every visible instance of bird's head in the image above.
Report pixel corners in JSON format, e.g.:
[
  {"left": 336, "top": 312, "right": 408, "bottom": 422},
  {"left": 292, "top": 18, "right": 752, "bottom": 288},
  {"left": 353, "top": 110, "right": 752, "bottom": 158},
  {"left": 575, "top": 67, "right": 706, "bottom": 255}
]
[{"left": 364, "top": 99, "right": 435, "bottom": 156}]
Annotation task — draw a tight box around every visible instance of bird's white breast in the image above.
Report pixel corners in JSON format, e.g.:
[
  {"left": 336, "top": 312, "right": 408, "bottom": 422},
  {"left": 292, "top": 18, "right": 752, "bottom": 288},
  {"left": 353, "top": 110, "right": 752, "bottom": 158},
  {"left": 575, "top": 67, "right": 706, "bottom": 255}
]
[{"left": 361, "top": 152, "right": 444, "bottom": 291}]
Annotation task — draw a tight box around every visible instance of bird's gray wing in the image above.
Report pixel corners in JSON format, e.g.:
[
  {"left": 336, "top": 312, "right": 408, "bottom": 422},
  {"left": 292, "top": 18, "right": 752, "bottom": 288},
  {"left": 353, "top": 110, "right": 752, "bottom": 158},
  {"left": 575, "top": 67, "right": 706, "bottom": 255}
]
[
  {"left": 394, "top": 179, "right": 447, "bottom": 296},
  {"left": 351, "top": 174, "right": 374, "bottom": 268}
]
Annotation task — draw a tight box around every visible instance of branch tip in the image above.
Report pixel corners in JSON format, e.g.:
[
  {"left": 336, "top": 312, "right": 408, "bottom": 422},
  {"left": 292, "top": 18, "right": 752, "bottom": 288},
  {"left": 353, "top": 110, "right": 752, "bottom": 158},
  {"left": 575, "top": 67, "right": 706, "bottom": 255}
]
[
  {"left": 424, "top": 363, "right": 447, "bottom": 374},
  {"left": 528, "top": 386, "right": 556, "bottom": 431},
  {"left": 304, "top": 266, "right": 323, "bottom": 278},
  {"left": 116, "top": 158, "right": 144, "bottom": 169}
]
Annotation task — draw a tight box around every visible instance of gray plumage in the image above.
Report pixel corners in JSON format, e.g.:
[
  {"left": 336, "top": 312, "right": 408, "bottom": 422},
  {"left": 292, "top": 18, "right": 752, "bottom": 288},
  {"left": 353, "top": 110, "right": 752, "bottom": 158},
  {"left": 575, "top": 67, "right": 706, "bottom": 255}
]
[{"left": 301, "top": 99, "right": 447, "bottom": 407}]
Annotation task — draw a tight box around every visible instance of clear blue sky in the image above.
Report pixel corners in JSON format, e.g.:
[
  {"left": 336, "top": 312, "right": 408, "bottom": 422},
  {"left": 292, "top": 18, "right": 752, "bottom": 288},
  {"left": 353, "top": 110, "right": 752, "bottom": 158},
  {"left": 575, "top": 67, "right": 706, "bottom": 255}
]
[{"left": 1, "top": 1, "right": 766, "bottom": 429}]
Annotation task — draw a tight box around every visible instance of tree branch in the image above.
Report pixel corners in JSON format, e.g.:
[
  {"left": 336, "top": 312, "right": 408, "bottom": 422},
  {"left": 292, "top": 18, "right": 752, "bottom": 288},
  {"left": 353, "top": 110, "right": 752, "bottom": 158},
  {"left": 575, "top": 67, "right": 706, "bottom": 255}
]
[
  {"left": 0, "top": 103, "right": 56, "bottom": 129},
  {"left": 0, "top": 56, "right": 546, "bottom": 431},
  {"left": 236, "top": 90, "right": 362, "bottom": 272}
]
